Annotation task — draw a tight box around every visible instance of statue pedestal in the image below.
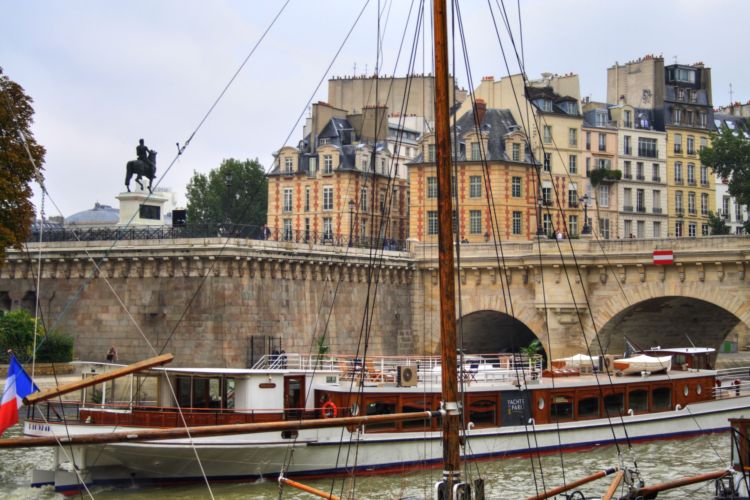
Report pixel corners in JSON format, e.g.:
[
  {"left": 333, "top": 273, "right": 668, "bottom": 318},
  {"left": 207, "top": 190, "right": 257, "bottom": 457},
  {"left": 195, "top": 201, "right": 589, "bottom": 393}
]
[{"left": 116, "top": 191, "right": 169, "bottom": 226}]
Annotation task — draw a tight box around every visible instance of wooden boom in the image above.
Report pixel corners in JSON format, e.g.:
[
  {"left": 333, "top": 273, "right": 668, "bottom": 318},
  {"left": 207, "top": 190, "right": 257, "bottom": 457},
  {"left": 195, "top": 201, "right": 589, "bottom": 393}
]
[
  {"left": 0, "top": 410, "right": 438, "bottom": 448},
  {"left": 23, "top": 354, "right": 174, "bottom": 406},
  {"left": 625, "top": 469, "right": 729, "bottom": 498},
  {"left": 526, "top": 467, "right": 619, "bottom": 500},
  {"left": 279, "top": 476, "right": 341, "bottom": 500}
]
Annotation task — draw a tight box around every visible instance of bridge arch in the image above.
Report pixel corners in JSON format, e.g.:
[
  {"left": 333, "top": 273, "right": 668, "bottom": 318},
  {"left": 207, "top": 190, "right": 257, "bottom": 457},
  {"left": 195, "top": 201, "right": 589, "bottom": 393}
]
[
  {"left": 457, "top": 310, "right": 547, "bottom": 360},
  {"left": 591, "top": 288, "right": 750, "bottom": 356}
]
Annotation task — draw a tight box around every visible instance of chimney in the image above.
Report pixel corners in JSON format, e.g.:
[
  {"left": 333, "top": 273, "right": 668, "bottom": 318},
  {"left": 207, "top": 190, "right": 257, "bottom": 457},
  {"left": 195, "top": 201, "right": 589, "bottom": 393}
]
[{"left": 474, "top": 98, "right": 487, "bottom": 125}]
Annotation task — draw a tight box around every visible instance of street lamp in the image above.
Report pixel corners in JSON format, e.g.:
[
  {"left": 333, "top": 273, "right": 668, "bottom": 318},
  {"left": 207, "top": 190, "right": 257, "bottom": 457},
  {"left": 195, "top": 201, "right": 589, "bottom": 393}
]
[
  {"left": 581, "top": 193, "right": 591, "bottom": 235},
  {"left": 348, "top": 199, "right": 355, "bottom": 247}
]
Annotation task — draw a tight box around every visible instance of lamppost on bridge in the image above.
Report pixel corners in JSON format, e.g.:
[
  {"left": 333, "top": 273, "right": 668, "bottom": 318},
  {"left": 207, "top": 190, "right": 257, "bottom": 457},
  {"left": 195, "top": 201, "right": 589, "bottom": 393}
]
[
  {"left": 581, "top": 193, "right": 592, "bottom": 235},
  {"left": 348, "top": 199, "right": 355, "bottom": 247}
]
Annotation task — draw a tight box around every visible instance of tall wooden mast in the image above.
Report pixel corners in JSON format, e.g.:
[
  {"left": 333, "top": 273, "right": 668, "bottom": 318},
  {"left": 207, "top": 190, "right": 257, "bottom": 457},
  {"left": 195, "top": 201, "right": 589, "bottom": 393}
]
[{"left": 433, "top": 0, "right": 462, "bottom": 495}]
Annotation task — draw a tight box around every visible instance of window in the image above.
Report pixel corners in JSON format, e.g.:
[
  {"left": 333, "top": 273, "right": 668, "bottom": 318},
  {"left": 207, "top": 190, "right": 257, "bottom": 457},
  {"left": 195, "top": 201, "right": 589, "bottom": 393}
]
[
  {"left": 451, "top": 175, "right": 457, "bottom": 198},
  {"left": 624, "top": 219, "right": 632, "bottom": 238},
  {"left": 624, "top": 135, "right": 632, "bottom": 155},
  {"left": 569, "top": 155, "right": 577, "bottom": 174},
  {"left": 471, "top": 142, "right": 481, "bottom": 161},
  {"left": 427, "top": 177, "right": 437, "bottom": 198},
  {"left": 512, "top": 211, "right": 522, "bottom": 235},
  {"left": 542, "top": 186, "right": 552, "bottom": 206},
  {"left": 604, "top": 393, "right": 625, "bottom": 417},
  {"left": 676, "top": 87, "right": 685, "bottom": 101},
  {"left": 723, "top": 196, "right": 731, "bottom": 218},
  {"left": 624, "top": 161, "right": 632, "bottom": 179},
  {"left": 322, "top": 217, "right": 333, "bottom": 240},
  {"left": 568, "top": 215, "right": 578, "bottom": 237},
  {"left": 543, "top": 153, "right": 551, "bottom": 172},
  {"left": 598, "top": 133, "right": 606, "bottom": 152},
  {"left": 701, "top": 193, "right": 708, "bottom": 216},
  {"left": 361, "top": 156, "right": 369, "bottom": 170},
  {"left": 653, "top": 221, "right": 661, "bottom": 238},
  {"left": 323, "top": 155, "right": 333, "bottom": 174},
  {"left": 700, "top": 137, "right": 708, "bottom": 151},
  {"left": 674, "top": 134, "right": 682, "bottom": 153},
  {"left": 428, "top": 144, "right": 436, "bottom": 162},
  {"left": 636, "top": 162, "right": 644, "bottom": 180},
  {"left": 686, "top": 110, "right": 694, "bottom": 127},
  {"left": 637, "top": 220, "right": 645, "bottom": 239},
  {"left": 512, "top": 143, "right": 520, "bottom": 162},
  {"left": 703, "top": 224, "right": 711, "bottom": 236},
  {"left": 652, "top": 190, "right": 661, "bottom": 213},
  {"left": 379, "top": 192, "right": 385, "bottom": 213},
  {"left": 629, "top": 389, "right": 648, "bottom": 413},
  {"left": 469, "top": 210, "right": 482, "bottom": 234},
  {"left": 652, "top": 163, "right": 660, "bottom": 182},
  {"left": 543, "top": 214, "right": 553, "bottom": 235},
  {"left": 586, "top": 131, "right": 591, "bottom": 150},
  {"left": 535, "top": 99, "right": 553, "bottom": 112},
  {"left": 284, "top": 157, "right": 293, "bottom": 173},
  {"left": 323, "top": 186, "right": 333, "bottom": 211},
  {"left": 551, "top": 395, "right": 574, "bottom": 421},
  {"left": 596, "top": 157, "right": 610, "bottom": 169},
  {"left": 469, "top": 176, "right": 481, "bottom": 198},
  {"left": 636, "top": 189, "right": 645, "bottom": 212},
  {"left": 699, "top": 112, "right": 707, "bottom": 128},
  {"left": 308, "top": 157, "right": 317, "bottom": 176},
  {"left": 674, "top": 162, "right": 683, "bottom": 183},
  {"left": 623, "top": 188, "right": 632, "bottom": 211},
  {"left": 569, "top": 128, "right": 577, "bottom": 146},
  {"left": 675, "top": 221, "right": 683, "bottom": 237},
  {"left": 543, "top": 125, "right": 552, "bottom": 144},
  {"left": 624, "top": 110, "right": 632, "bottom": 128},
  {"left": 688, "top": 223, "right": 696, "bottom": 237},
  {"left": 283, "top": 188, "right": 293, "bottom": 213},
  {"left": 673, "top": 108, "right": 682, "bottom": 125},
  {"left": 700, "top": 166, "right": 708, "bottom": 186},
  {"left": 577, "top": 397, "right": 599, "bottom": 419},
  {"left": 675, "top": 191, "right": 684, "bottom": 212},
  {"left": 282, "top": 219, "right": 292, "bottom": 241},
  {"left": 638, "top": 137, "right": 658, "bottom": 158},
  {"left": 467, "top": 397, "right": 497, "bottom": 427},
  {"left": 568, "top": 188, "right": 578, "bottom": 208},
  {"left": 427, "top": 211, "right": 438, "bottom": 235},
  {"left": 599, "top": 218, "right": 610, "bottom": 239},
  {"left": 586, "top": 157, "right": 590, "bottom": 175},
  {"left": 598, "top": 185, "right": 609, "bottom": 207},
  {"left": 304, "top": 187, "right": 310, "bottom": 212},
  {"left": 687, "top": 163, "right": 695, "bottom": 185},
  {"left": 360, "top": 187, "right": 368, "bottom": 211},
  {"left": 512, "top": 177, "right": 522, "bottom": 198},
  {"left": 687, "top": 136, "right": 695, "bottom": 155}
]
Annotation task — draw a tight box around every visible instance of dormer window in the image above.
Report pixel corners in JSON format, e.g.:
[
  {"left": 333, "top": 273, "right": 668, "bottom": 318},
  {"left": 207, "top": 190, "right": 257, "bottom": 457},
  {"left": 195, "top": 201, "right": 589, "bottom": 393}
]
[
  {"left": 673, "top": 67, "right": 696, "bottom": 83},
  {"left": 284, "top": 157, "right": 293, "bottom": 173},
  {"left": 428, "top": 144, "right": 436, "bottom": 162},
  {"left": 676, "top": 87, "right": 685, "bottom": 101},
  {"left": 624, "top": 110, "right": 632, "bottom": 128},
  {"left": 594, "top": 111, "right": 607, "bottom": 128},
  {"left": 319, "top": 137, "right": 330, "bottom": 146},
  {"left": 323, "top": 154, "right": 333, "bottom": 174},
  {"left": 560, "top": 101, "right": 578, "bottom": 115},
  {"left": 534, "top": 99, "right": 553, "bottom": 112}
]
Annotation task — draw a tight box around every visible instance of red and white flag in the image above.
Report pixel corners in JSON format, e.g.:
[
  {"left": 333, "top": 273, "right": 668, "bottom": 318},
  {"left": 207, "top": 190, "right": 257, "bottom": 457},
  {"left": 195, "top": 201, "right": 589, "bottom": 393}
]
[
  {"left": 652, "top": 250, "right": 674, "bottom": 265},
  {"left": 0, "top": 355, "right": 38, "bottom": 436}
]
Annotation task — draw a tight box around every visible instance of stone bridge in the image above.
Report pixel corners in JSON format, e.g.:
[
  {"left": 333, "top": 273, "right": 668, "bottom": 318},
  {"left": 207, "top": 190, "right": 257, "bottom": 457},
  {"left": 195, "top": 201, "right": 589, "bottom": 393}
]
[{"left": 1, "top": 236, "right": 748, "bottom": 366}]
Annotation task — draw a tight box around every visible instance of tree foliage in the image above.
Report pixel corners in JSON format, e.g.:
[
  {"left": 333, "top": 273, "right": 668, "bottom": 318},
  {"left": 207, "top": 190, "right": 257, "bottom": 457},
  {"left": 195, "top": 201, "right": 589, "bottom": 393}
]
[
  {"left": 186, "top": 158, "right": 267, "bottom": 227},
  {"left": 700, "top": 123, "right": 750, "bottom": 233},
  {"left": 0, "top": 310, "right": 74, "bottom": 364},
  {"left": 707, "top": 211, "right": 730, "bottom": 235},
  {"left": 0, "top": 68, "right": 46, "bottom": 259}
]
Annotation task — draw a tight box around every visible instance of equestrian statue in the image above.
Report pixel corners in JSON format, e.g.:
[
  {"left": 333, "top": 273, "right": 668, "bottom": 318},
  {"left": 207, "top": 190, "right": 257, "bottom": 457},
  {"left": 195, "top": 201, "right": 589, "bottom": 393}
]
[{"left": 125, "top": 138, "right": 157, "bottom": 192}]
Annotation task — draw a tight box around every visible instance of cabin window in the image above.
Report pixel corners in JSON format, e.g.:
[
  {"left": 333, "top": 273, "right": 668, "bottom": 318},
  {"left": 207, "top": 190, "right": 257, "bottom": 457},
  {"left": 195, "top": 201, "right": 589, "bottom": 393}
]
[
  {"left": 176, "top": 376, "right": 192, "bottom": 408},
  {"left": 604, "top": 393, "right": 624, "bottom": 417},
  {"left": 135, "top": 375, "right": 159, "bottom": 407},
  {"left": 401, "top": 397, "right": 433, "bottom": 430},
  {"left": 468, "top": 398, "right": 497, "bottom": 427},
  {"left": 551, "top": 395, "right": 574, "bottom": 421},
  {"left": 537, "top": 397, "right": 545, "bottom": 410},
  {"left": 628, "top": 389, "right": 648, "bottom": 413},
  {"left": 696, "top": 384, "right": 702, "bottom": 396},
  {"left": 365, "top": 399, "right": 397, "bottom": 431},
  {"left": 577, "top": 397, "right": 600, "bottom": 419},
  {"left": 683, "top": 386, "right": 689, "bottom": 397},
  {"left": 674, "top": 354, "right": 686, "bottom": 366},
  {"left": 652, "top": 387, "right": 672, "bottom": 410}
]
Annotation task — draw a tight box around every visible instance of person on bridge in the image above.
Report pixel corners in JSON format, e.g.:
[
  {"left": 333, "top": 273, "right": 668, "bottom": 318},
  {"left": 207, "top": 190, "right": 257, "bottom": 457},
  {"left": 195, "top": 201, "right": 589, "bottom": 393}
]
[{"left": 106, "top": 346, "right": 118, "bottom": 363}]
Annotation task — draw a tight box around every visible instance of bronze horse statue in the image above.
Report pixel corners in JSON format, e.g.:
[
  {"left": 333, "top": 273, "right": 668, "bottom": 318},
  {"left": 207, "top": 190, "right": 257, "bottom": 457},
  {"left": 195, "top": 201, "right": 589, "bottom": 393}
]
[{"left": 125, "top": 149, "right": 157, "bottom": 192}]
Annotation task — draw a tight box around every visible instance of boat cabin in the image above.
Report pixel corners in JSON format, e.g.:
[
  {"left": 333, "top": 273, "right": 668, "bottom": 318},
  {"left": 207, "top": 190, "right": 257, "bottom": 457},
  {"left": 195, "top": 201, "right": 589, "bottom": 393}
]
[{"left": 642, "top": 347, "right": 716, "bottom": 371}]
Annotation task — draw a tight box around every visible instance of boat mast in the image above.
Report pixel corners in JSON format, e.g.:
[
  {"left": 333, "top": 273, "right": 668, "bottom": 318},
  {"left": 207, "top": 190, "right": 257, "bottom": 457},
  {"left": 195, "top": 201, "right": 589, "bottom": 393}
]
[{"left": 433, "top": 0, "right": 462, "bottom": 495}]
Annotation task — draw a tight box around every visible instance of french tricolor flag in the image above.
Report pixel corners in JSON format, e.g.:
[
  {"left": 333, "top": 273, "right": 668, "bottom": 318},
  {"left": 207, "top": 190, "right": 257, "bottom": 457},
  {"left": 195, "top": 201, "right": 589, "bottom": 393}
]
[{"left": 0, "top": 355, "right": 39, "bottom": 436}]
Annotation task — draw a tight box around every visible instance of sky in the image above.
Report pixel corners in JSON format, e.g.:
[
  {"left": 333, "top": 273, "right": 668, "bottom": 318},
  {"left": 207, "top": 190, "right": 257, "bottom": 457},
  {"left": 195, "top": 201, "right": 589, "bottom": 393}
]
[{"left": 2, "top": 0, "right": 749, "bottom": 219}]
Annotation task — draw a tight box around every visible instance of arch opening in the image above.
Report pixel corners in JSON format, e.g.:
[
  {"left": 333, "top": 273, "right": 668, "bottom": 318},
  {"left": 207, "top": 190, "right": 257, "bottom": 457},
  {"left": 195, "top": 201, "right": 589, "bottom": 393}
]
[
  {"left": 457, "top": 310, "right": 546, "bottom": 360},
  {"left": 596, "top": 296, "right": 744, "bottom": 358}
]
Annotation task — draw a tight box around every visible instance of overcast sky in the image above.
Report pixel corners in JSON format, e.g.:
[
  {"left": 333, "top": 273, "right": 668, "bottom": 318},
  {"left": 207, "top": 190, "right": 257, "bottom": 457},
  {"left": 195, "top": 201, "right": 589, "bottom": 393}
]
[{"left": 3, "top": 0, "right": 749, "bottom": 219}]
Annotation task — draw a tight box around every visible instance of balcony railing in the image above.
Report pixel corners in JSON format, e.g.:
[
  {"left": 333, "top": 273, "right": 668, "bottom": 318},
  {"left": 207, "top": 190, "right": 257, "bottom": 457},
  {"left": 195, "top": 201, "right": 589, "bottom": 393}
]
[
  {"left": 676, "top": 209, "right": 685, "bottom": 217},
  {"left": 623, "top": 205, "right": 634, "bottom": 212},
  {"left": 674, "top": 146, "right": 682, "bottom": 154},
  {"left": 636, "top": 206, "right": 646, "bottom": 213},
  {"left": 636, "top": 175, "right": 645, "bottom": 181},
  {"left": 652, "top": 207, "right": 663, "bottom": 214},
  {"left": 624, "top": 173, "right": 633, "bottom": 180},
  {"left": 675, "top": 178, "right": 684, "bottom": 185},
  {"left": 568, "top": 201, "right": 579, "bottom": 208},
  {"left": 652, "top": 176, "right": 661, "bottom": 182},
  {"left": 688, "top": 179, "right": 697, "bottom": 186},
  {"left": 701, "top": 181, "right": 710, "bottom": 187}
]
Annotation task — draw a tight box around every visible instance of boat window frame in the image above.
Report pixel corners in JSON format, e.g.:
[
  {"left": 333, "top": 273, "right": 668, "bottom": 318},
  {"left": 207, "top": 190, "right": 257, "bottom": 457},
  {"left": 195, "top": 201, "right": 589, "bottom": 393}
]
[
  {"left": 400, "top": 395, "right": 437, "bottom": 431},
  {"left": 651, "top": 384, "right": 672, "bottom": 411},
  {"left": 549, "top": 393, "right": 575, "bottom": 422},
  {"left": 627, "top": 385, "right": 649, "bottom": 414},
  {"left": 363, "top": 395, "right": 399, "bottom": 433},
  {"left": 575, "top": 391, "right": 600, "bottom": 420},
  {"left": 465, "top": 392, "right": 499, "bottom": 428}
]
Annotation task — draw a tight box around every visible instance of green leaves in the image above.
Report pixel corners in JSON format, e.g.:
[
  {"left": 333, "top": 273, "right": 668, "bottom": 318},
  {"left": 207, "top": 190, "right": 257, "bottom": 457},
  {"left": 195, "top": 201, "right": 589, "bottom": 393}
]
[
  {"left": 701, "top": 124, "right": 750, "bottom": 210},
  {"left": 0, "top": 310, "right": 73, "bottom": 363},
  {"left": 186, "top": 158, "right": 267, "bottom": 227}
]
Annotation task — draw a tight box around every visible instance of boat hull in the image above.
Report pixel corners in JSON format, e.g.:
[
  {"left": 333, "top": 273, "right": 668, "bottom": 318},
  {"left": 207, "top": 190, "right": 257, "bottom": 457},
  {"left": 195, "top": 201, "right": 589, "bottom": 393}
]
[{"left": 26, "top": 394, "right": 750, "bottom": 492}]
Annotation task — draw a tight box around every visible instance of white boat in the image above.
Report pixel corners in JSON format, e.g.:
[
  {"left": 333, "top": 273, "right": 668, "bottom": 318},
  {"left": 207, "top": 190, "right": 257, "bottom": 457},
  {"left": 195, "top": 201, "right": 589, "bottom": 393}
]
[
  {"left": 19, "top": 352, "right": 750, "bottom": 492},
  {"left": 551, "top": 353, "right": 599, "bottom": 370},
  {"left": 613, "top": 354, "right": 672, "bottom": 374}
]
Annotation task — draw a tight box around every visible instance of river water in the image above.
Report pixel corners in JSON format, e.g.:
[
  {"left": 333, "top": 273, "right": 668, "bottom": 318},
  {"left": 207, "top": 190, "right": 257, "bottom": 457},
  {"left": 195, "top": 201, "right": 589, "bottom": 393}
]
[{"left": 0, "top": 425, "right": 731, "bottom": 500}]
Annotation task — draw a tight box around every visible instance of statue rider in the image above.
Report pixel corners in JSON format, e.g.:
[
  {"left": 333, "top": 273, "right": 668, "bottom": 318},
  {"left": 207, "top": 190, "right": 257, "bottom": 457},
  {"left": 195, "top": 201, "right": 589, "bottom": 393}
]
[{"left": 136, "top": 138, "right": 150, "bottom": 167}]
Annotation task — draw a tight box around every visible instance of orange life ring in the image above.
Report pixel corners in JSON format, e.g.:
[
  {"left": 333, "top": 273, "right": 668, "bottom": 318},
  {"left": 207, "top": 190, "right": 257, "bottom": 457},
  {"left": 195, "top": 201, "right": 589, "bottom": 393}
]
[{"left": 322, "top": 401, "right": 338, "bottom": 418}]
